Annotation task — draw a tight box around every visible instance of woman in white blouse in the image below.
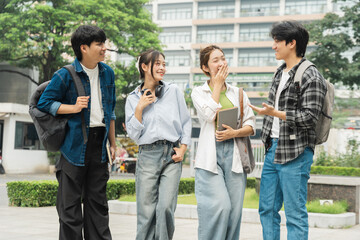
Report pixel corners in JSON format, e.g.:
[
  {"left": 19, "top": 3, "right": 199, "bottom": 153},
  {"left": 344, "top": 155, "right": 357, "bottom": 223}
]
[{"left": 191, "top": 45, "right": 256, "bottom": 240}]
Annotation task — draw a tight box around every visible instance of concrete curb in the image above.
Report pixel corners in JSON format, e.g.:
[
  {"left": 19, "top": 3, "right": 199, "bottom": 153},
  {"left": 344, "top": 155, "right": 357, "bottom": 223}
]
[{"left": 108, "top": 200, "right": 356, "bottom": 229}]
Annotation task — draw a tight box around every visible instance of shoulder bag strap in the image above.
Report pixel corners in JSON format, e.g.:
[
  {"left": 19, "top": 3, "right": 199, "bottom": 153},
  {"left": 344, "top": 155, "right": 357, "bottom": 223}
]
[
  {"left": 239, "top": 87, "right": 244, "bottom": 128},
  {"left": 63, "top": 65, "right": 88, "bottom": 145}
]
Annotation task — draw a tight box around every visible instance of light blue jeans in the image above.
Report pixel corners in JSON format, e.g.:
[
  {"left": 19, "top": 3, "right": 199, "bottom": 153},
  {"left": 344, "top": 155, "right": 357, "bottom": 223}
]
[
  {"left": 195, "top": 139, "right": 247, "bottom": 240},
  {"left": 135, "top": 141, "right": 182, "bottom": 240},
  {"left": 259, "top": 138, "right": 314, "bottom": 240}
]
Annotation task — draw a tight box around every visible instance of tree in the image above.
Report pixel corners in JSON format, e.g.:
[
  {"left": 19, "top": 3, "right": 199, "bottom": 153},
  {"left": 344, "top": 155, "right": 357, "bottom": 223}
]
[
  {"left": 306, "top": 0, "right": 360, "bottom": 88},
  {"left": 0, "top": 0, "right": 162, "bottom": 134},
  {"left": 0, "top": 0, "right": 161, "bottom": 84}
]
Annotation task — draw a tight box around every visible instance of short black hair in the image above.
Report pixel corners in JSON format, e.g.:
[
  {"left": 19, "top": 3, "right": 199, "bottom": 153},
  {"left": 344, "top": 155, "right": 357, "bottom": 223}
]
[
  {"left": 138, "top": 49, "right": 165, "bottom": 80},
  {"left": 71, "top": 25, "right": 106, "bottom": 61},
  {"left": 270, "top": 21, "right": 309, "bottom": 57}
]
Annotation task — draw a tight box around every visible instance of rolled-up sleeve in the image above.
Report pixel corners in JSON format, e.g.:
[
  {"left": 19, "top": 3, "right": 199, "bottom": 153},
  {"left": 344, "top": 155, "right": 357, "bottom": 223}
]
[
  {"left": 37, "top": 70, "right": 67, "bottom": 116},
  {"left": 191, "top": 87, "right": 221, "bottom": 123}
]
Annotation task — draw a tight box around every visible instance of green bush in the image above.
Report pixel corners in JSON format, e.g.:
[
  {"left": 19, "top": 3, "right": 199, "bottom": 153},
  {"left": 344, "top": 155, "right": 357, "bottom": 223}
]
[
  {"left": 247, "top": 178, "right": 256, "bottom": 189},
  {"left": 7, "top": 181, "right": 58, "bottom": 207},
  {"left": 311, "top": 166, "right": 360, "bottom": 177},
  {"left": 315, "top": 139, "right": 360, "bottom": 168},
  {"left": 306, "top": 199, "right": 348, "bottom": 214},
  {"left": 178, "top": 178, "right": 195, "bottom": 194},
  {"left": 7, "top": 177, "right": 257, "bottom": 207},
  {"left": 107, "top": 179, "right": 136, "bottom": 200}
]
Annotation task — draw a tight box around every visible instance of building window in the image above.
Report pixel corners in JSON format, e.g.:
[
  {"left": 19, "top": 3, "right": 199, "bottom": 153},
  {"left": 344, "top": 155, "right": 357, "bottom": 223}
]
[
  {"left": 159, "top": 27, "right": 191, "bottom": 44},
  {"left": 15, "top": 121, "right": 44, "bottom": 150},
  {"left": 240, "top": 0, "right": 279, "bottom": 17},
  {"left": 333, "top": 0, "right": 356, "bottom": 13},
  {"left": 195, "top": 49, "right": 234, "bottom": 67},
  {"left": 197, "top": 25, "right": 234, "bottom": 43},
  {"left": 238, "top": 49, "right": 277, "bottom": 67},
  {"left": 239, "top": 23, "right": 273, "bottom": 42},
  {"left": 198, "top": 1, "right": 235, "bottom": 19},
  {"left": 285, "top": 0, "right": 327, "bottom": 15},
  {"left": 158, "top": 3, "right": 192, "bottom": 20},
  {"left": 144, "top": 4, "right": 153, "bottom": 15},
  {"left": 116, "top": 53, "right": 134, "bottom": 67},
  {"left": 165, "top": 51, "right": 190, "bottom": 67},
  {"left": 163, "top": 74, "right": 190, "bottom": 92}
]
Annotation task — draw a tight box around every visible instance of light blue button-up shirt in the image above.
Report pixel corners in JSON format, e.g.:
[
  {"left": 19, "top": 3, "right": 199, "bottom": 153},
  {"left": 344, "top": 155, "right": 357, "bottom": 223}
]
[{"left": 125, "top": 82, "right": 192, "bottom": 146}]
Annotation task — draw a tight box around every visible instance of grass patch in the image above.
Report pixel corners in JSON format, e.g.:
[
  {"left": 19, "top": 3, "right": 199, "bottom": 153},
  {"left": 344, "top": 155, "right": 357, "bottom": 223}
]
[
  {"left": 119, "top": 189, "right": 259, "bottom": 207},
  {"left": 119, "top": 189, "right": 349, "bottom": 214},
  {"left": 306, "top": 200, "right": 348, "bottom": 214}
]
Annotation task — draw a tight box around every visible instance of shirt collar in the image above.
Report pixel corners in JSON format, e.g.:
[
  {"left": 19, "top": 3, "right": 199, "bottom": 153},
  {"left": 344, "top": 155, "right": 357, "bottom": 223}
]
[
  {"left": 130, "top": 80, "right": 170, "bottom": 97},
  {"left": 276, "top": 58, "right": 307, "bottom": 79}
]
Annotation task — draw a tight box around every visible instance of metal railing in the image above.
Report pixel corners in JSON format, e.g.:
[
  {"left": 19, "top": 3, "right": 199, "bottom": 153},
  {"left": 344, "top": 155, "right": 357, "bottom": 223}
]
[{"left": 189, "top": 138, "right": 265, "bottom": 177}]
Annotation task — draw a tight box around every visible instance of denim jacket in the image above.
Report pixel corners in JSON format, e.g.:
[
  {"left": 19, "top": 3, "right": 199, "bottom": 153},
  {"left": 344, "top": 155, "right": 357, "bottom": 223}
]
[{"left": 37, "top": 58, "right": 116, "bottom": 166}]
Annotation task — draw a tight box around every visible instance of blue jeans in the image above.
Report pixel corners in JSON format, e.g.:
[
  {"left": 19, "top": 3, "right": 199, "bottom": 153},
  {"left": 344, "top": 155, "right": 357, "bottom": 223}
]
[
  {"left": 195, "top": 139, "right": 247, "bottom": 240},
  {"left": 259, "top": 139, "right": 314, "bottom": 240},
  {"left": 135, "top": 141, "right": 182, "bottom": 240}
]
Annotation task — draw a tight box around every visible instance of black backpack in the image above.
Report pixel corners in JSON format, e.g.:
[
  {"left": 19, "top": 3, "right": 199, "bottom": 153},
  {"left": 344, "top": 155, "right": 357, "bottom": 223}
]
[{"left": 29, "top": 65, "right": 87, "bottom": 152}]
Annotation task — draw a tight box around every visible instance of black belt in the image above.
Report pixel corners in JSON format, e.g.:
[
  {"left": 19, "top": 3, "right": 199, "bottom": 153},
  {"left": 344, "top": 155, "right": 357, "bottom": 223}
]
[
  {"left": 89, "top": 127, "right": 105, "bottom": 134},
  {"left": 140, "top": 139, "right": 179, "bottom": 147}
]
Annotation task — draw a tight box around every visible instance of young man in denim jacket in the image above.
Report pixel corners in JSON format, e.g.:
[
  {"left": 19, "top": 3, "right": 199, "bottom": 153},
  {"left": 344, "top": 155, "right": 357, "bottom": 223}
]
[
  {"left": 38, "top": 25, "right": 116, "bottom": 240},
  {"left": 249, "top": 21, "right": 327, "bottom": 240}
]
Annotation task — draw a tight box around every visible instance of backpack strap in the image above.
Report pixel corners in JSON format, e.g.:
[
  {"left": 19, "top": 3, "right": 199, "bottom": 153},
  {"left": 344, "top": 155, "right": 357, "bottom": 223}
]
[
  {"left": 293, "top": 60, "right": 314, "bottom": 86},
  {"left": 239, "top": 87, "right": 244, "bottom": 128},
  {"left": 293, "top": 60, "right": 314, "bottom": 108},
  {"left": 63, "top": 65, "right": 88, "bottom": 145}
]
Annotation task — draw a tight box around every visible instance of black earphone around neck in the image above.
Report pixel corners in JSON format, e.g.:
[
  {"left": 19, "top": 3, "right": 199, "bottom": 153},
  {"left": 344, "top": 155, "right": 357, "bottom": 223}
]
[{"left": 140, "top": 81, "right": 164, "bottom": 98}]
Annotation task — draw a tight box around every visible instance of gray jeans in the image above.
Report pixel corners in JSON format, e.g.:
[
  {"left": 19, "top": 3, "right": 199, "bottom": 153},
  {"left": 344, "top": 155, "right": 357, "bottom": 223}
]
[
  {"left": 135, "top": 140, "right": 182, "bottom": 240},
  {"left": 195, "top": 139, "right": 247, "bottom": 240}
]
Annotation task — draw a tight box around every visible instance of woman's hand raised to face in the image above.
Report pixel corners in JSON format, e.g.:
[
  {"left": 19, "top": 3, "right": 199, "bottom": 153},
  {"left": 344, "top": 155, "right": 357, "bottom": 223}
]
[{"left": 213, "top": 64, "right": 229, "bottom": 88}]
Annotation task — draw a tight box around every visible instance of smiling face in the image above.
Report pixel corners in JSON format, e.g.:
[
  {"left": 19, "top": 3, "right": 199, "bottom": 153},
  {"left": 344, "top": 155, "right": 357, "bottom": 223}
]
[
  {"left": 202, "top": 49, "right": 227, "bottom": 78},
  {"left": 272, "top": 38, "right": 295, "bottom": 61},
  {"left": 142, "top": 54, "right": 166, "bottom": 82},
  {"left": 81, "top": 41, "right": 107, "bottom": 64}
]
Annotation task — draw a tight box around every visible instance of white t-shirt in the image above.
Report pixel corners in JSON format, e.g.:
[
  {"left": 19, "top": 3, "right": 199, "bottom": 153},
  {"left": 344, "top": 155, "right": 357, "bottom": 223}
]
[
  {"left": 80, "top": 63, "right": 105, "bottom": 127},
  {"left": 270, "top": 70, "right": 290, "bottom": 138}
]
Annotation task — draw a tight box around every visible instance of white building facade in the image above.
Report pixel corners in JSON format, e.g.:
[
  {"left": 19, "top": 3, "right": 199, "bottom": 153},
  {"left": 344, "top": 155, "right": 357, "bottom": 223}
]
[
  {"left": 0, "top": 63, "right": 48, "bottom": 174},
  {"left": 138, "top": 0, "right": 353, "bottom": 105}
]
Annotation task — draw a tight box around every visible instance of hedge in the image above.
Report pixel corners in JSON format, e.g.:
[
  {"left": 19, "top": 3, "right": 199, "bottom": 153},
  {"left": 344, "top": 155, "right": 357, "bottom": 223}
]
[
  {"left": 7, "top": 181, "right": 58, "bottom": 207},
  {"left": 7, "top": 177, "right": 256, "bottom": 207},
  {"left": 311, "top": 166, "right": 360, "bottom": 177}
]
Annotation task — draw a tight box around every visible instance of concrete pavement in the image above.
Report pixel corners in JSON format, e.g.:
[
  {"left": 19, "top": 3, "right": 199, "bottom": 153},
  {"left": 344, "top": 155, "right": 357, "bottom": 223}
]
[
  {"left": 1, "top": 167, "right": 360, "bottom": 239},
  {"left": 0, "top": 205, "right": 360, "bottom": 240}
]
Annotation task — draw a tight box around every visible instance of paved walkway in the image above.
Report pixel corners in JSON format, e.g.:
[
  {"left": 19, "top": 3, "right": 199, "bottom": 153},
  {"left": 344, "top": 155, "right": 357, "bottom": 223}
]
[
  {"left": 0, "top": 206, "right": 359, "bottom": 240},
  {"left": 1, "top": 168, "right": 360, "bottom": 239}
]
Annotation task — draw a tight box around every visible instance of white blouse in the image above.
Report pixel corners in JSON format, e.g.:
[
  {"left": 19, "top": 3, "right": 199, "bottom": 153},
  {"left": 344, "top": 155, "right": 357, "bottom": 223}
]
[{"left": 191, "top": 82, "right": 256, "bottom": 174}]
